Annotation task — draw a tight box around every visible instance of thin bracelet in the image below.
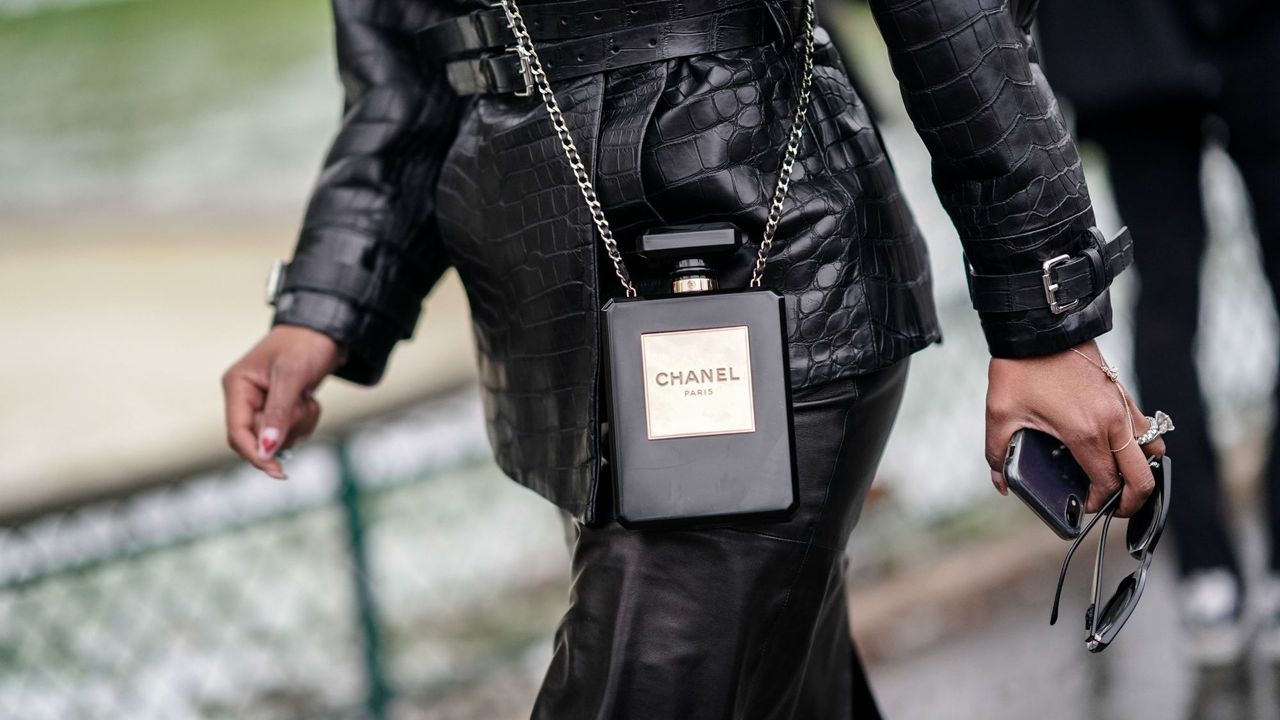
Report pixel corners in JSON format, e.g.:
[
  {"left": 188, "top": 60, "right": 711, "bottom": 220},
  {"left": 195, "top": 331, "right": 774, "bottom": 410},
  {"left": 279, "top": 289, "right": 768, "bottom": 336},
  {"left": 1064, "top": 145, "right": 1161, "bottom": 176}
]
[{"left": 1070, "top": 348, "right": 1136, "bottom": 453}]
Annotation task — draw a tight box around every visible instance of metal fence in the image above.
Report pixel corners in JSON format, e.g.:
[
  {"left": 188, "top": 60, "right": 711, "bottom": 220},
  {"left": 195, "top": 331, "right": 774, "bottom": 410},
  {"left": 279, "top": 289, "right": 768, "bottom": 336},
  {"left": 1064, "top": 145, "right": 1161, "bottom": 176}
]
[{"left": 0, "top": 390, "right": 571, "bottom": 720}]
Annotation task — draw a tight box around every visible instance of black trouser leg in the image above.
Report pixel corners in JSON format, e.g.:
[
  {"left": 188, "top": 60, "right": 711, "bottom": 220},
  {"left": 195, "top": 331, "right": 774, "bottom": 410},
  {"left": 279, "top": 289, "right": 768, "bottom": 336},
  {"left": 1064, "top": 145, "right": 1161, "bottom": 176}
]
[
  {"left": 1092, "top": 109, "right": 1242, "bottom": 578},
  {"left": 533, "top": 361, "right": 908, "bottom": 720}
]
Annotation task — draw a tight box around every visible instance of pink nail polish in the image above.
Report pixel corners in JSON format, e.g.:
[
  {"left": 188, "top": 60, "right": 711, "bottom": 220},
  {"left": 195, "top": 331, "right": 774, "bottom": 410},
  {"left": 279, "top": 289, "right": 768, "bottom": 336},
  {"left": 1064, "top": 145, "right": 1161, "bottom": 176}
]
[{"left": 258, "top": 427, "right": 281, "bottom": 460}]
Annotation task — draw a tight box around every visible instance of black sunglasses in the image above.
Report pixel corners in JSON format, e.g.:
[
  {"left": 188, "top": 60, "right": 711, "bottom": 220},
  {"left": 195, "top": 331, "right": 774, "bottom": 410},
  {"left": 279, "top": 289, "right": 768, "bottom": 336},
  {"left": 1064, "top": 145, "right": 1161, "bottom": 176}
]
[{"left": 1049, "top": 455, "right": 1172, "bottom": 653}]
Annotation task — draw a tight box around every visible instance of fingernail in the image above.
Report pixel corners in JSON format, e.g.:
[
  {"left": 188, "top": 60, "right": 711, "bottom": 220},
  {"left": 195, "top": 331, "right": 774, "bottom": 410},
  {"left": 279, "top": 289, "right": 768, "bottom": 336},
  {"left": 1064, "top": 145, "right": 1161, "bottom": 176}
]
[
  {"left": 991, "top": 470, "right": 1007, "bottom": 496},
  {"left": 258, "top": 427, "right": 281, "bottom": 460}
]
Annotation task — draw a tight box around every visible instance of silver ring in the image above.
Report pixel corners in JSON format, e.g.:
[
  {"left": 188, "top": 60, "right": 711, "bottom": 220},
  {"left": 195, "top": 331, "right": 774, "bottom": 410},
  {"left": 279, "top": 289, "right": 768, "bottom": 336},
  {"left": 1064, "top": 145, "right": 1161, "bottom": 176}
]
[
  {"left": 1135, "top": 411, "right": 1175, "bottom": 446},
  {"left": 276, "top": 449, "right": 295, "bottom": 462}
]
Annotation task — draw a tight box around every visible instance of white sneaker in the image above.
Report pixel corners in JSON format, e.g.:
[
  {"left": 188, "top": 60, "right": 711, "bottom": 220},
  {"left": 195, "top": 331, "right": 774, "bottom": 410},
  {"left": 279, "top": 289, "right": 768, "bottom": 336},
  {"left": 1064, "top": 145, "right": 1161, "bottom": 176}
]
[{"left": 1180, "top": 568, "right": 1248, "bottom": 666}]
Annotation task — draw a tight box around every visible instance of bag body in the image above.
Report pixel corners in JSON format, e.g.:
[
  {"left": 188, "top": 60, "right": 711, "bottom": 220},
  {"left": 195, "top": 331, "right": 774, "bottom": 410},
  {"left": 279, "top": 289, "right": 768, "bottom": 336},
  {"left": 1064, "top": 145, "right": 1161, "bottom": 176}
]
[{"left": 602, "top": 289, "right": 798, "bottom": 528}]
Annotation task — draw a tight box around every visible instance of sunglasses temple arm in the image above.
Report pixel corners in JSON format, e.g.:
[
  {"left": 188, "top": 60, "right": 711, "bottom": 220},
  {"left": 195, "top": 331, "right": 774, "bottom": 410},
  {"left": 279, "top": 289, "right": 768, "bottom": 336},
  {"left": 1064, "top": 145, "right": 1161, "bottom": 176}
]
[
  {"left": 1049, "top": 491, "right": 1121, "bottom": 625},
  {"left": 1090, "top": 510, "right": 1115, "bottom": 637},
  {"left": 1050, "top": 541, "right": 1079, "bottom": 625}
]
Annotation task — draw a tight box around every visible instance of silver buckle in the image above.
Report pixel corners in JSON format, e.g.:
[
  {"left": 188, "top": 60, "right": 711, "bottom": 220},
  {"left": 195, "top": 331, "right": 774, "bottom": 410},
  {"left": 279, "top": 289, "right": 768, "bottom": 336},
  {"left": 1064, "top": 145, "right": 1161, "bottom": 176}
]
[
  {"left": 506, "top": 45, "right": 535, "bottom": 97},
  {"left": 265, "top": 259, "right": 288, "bottom": 306},
  {"left": 1041, "top": 254, "right": 1078, "bottom": 315},
  {"left": 494, "top": 2, "right": 535, "bottom": 98}
]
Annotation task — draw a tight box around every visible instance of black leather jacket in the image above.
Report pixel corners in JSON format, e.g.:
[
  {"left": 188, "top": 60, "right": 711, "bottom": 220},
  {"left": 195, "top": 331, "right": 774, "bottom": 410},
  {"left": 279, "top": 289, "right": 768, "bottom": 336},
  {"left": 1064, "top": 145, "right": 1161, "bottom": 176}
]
[{"left": 273, "top": 0, "right": 1116, "bottom": 521}]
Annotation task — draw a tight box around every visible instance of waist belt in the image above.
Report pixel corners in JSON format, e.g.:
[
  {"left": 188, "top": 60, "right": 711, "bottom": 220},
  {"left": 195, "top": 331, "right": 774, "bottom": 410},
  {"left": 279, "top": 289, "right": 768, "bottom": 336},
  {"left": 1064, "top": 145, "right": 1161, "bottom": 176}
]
[
  {"left": 418, "top": 1, "right": 785, "bottom": 96},
  {"left": 966, "top": 226, "right": 1135, "bottom": 315}
]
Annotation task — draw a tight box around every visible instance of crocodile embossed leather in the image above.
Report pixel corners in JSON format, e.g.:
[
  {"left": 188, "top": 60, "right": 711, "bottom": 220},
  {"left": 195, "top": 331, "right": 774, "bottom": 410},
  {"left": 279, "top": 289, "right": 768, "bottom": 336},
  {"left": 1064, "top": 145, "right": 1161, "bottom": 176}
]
[
  {"left": 272, "top": 0, "right": 1127, "bottom": 524},
  {"left": 502, "top": 0, "right": 814, "bottom": 526}
]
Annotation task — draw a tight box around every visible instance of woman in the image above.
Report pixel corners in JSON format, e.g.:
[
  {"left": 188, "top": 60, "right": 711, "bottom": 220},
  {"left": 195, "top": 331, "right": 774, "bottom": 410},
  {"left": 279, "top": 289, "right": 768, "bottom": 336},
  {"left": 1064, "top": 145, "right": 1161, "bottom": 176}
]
[{"left": 223, "top": 0, "right": 1166, "bottom": 715}]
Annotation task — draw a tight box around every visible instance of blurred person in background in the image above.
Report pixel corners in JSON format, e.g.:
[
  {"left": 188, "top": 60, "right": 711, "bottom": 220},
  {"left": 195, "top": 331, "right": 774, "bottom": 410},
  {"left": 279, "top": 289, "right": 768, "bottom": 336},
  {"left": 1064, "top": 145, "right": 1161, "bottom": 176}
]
[
  {"left": 222, "top": 0, "right": 1165, "bottom": 716},
  {"left": 1038, "top": 0, "right": 1280, "bottom": 666}
]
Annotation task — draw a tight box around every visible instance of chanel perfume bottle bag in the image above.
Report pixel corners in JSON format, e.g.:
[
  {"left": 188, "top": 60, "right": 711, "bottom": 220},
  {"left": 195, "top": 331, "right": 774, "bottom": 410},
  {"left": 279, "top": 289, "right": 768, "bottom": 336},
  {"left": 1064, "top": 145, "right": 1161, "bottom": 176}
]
[
  {"left": 494, "top": 0, "right": 814, "bottom": 528},
  {"left": 602, "top": 290, "right": 799, "bottom": 528}
]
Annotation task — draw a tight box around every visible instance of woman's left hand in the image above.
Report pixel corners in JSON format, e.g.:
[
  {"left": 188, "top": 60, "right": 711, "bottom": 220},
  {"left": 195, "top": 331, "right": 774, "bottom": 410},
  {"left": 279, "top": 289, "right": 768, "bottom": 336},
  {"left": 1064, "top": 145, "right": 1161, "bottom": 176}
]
[{"left": 985, "top": 339, "right": 1167, "bottom": 518}]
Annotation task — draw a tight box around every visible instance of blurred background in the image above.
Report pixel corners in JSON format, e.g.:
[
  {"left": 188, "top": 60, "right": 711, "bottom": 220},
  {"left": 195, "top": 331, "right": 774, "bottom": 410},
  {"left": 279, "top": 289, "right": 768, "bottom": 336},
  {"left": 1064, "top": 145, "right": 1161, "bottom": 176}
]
[{"left": 2, "top": 0, "right": 1278, "bottom": 718}]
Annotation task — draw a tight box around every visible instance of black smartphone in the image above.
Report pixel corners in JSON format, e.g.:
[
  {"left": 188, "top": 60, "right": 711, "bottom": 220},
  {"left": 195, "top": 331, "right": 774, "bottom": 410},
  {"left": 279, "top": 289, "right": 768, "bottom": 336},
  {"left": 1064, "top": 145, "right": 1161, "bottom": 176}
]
[{"left": 1003, "top": 428, "right": 1091, "bottom": 540}]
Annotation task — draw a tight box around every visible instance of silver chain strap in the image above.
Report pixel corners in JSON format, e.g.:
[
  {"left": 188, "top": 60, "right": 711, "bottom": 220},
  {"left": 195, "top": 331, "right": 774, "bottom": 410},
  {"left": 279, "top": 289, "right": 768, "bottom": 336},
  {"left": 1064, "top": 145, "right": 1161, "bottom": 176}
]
[
  {"left": 748, "top": 0, "right": 816, "bottom": 286},
  {"left": 497, "top": 0, "right": 816, "bottom": 295}
]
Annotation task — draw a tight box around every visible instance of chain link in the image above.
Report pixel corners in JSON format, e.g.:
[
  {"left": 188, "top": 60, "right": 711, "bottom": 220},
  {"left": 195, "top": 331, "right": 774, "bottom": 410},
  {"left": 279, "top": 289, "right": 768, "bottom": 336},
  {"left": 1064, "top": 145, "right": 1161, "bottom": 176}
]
[
  {"left": 497, "top": 0, "right": 816, "bottom": 295},
  {"left": 751, "top": 0, "right": 816, "bottom": 288}
]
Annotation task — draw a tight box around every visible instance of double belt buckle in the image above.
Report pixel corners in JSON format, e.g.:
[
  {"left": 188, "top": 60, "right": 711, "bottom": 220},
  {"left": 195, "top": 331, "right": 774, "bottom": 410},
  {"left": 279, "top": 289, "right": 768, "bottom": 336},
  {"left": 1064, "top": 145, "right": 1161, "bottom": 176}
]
[
  {"left": 1041, "top": 255, "right": 1078, "bottom": 315},
  {"left": 505, "top": 45, "right": 536, "bottom": 97},
  {"left": 494, "top": 1, "right": 536, "bottom": 96}
]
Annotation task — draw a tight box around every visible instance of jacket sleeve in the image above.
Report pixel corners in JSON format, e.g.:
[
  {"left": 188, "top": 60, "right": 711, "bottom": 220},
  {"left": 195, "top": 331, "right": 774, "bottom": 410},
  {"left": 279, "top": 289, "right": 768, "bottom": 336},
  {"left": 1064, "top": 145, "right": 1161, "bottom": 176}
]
[
  {"left": 271, "top": 0, "right": 464, "bottom": 385},
  {"left": 868, "top": 0, "right": 1116, "bottom": 358}
]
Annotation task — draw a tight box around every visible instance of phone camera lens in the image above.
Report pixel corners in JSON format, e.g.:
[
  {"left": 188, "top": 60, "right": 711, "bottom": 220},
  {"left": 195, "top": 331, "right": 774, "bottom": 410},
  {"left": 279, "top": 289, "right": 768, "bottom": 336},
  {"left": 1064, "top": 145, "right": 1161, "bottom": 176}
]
[{"left": 1066, "top": 495, "right": 1082, "bottom": 527}]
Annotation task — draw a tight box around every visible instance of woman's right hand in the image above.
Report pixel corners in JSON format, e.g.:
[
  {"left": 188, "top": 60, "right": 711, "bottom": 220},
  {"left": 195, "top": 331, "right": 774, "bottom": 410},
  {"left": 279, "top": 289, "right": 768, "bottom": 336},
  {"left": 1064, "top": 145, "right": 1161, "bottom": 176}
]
[
  {"left": 985, "top": 340, "right": 1166, "bottom": 518},
  {"left": 222, "top": 325, "right": 346, "bottom": 479}
]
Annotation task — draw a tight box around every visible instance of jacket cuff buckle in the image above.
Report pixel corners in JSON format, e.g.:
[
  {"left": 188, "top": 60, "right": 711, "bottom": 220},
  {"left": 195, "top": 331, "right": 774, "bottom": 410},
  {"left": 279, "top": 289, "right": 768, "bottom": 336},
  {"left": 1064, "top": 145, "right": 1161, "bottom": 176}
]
[{"left": 1041, "top": 255, "right": 1079, "bottom": 315}]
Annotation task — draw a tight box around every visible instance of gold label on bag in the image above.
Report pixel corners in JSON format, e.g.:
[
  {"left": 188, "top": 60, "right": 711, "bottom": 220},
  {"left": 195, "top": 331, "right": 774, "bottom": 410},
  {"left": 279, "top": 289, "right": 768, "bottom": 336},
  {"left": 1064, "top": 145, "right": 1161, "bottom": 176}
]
[{"left": 640, "top": 326, "right": 756, "bottom": 440}]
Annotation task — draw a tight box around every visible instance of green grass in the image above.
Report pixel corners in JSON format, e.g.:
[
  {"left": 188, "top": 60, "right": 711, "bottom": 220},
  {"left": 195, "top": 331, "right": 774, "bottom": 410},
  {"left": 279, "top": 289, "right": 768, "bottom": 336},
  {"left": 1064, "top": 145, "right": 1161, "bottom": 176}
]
[{"left": 0, "top": 0, "right": 331, "bottom": 166}]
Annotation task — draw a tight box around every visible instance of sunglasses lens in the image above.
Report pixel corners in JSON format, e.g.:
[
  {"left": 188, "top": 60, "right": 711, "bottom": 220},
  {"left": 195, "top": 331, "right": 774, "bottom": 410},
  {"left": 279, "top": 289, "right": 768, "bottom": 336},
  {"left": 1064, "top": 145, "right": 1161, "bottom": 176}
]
[
  {"left": 1126, "top": 496, "right": 1156, "bottom": 555},
  {"left": 1126, "top": 460, "right": 1167, "bottom": 556},
  {"left": 1097, "top": 573, "right": 1139, "bottom": 636}
]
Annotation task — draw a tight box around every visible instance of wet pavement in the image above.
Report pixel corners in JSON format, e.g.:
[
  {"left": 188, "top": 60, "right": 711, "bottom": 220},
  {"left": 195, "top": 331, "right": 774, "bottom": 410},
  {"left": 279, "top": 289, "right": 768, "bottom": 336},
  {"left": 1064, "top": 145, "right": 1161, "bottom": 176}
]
[{"left": 871, "top": 517, "right": 1280, "bottom": 720}]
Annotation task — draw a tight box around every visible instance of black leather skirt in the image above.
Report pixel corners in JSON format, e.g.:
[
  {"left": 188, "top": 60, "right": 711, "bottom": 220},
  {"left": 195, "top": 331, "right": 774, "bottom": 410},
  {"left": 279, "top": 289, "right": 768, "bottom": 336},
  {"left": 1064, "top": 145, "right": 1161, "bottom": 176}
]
[{"left": 531, "top": 358, "right": 909, "bottom": 719}]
